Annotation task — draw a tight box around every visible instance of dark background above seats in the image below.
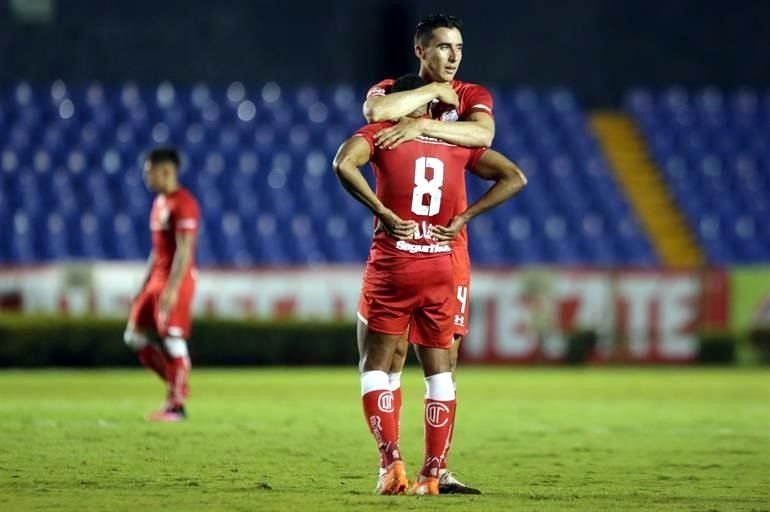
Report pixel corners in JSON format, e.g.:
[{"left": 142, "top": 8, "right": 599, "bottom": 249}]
[{"left": 1, "top": 0, "right": 769, "bottom": 107}]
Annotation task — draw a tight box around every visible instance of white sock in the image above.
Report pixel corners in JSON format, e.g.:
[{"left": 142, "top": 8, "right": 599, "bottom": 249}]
[
  {"left": 361, "top": 370, "right": 389, "bottom": 396},
  {"left": 163, "top": 337, "right": 189, "bottom": 359},
  {"left": 388, "top": 372, "right": 402, "bottom": 392},
  {"left": 424, "top": 372, "right": 455, "bottom": 401},
  {"left": 123, "top": 330, "right": 148, "bottom": 351}
]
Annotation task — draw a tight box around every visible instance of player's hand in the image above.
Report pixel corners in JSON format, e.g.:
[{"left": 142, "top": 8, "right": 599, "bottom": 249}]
[
  {"left": 376, "top": 209, "right": 418, "bottom": 240},
  {"left": 432, "top": 82, "right": 459, "bottom": 107},
  {"left": 431, "top": 216, "right": 468, "bottom": 242},
  {"left": 374, "top": 117, "right": 427, "bottom": 150},
  {"left": 158, "top": 286, "right": 180, "bottom": 329}
]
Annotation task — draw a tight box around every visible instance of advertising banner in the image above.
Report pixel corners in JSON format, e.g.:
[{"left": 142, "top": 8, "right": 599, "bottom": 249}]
[{"left": 0, "top": 264, "right": 728, "bottom": 363}]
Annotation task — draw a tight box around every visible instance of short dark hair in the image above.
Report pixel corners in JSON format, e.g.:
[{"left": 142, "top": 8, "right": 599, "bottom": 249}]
[
  {"left": 414, "top": 14, "right": 462, "bottom": 46},
  {"left": 146, "top": 146, "right": 180, "bottom": 168},
  {"left": 391, "top": 73, "right": 427, "bottom": 94}
]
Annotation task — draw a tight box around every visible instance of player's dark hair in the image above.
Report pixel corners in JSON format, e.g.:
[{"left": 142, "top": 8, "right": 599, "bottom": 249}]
[
  {"left": 414, "top": 14, "right": 462, "bottom": 46},
  {"left": 146, "top": 146, "right": 180, "bottom": 169},
  {"left": 391, "top": 73, "right": 427, "bottom": 94}
]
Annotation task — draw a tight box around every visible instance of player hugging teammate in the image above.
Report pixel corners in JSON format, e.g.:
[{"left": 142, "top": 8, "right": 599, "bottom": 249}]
[{"left": 335, "top": 67, "right": 526, "bottom": 494}]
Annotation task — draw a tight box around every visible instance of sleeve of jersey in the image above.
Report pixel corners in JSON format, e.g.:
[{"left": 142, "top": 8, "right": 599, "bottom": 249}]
[
  {"left": 467, "top": 147, "right": 489, "bottom": 170},
  {"left": 462, "top": 85, "right": 494, "bottom": 119},
  {"left": 353, "top": 124, "right": 379, "bottom": 157},
  {"left": 174, "top": 196, "right": 200, "bottom": 234},
  {"left": 365, "top": 79, "right": 394, "bottom": 99}
]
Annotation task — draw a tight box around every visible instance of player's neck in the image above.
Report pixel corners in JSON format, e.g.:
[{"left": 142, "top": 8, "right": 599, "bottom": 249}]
[
  {"left": 161, "top": 182, "right": 180, "bottom": 195},
  {"left": 418, "top": 68, "right": 450, "bottom": 85}
]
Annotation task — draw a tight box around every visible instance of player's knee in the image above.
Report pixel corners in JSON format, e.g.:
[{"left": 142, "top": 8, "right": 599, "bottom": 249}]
[
  {"left": 163, "top": 337, "right": 189, "bottom": 359},
  {"left": 123, "top": 329, "right": 148, "bottom": 351}
]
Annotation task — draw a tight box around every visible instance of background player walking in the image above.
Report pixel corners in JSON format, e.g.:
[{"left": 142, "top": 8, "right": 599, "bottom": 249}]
[{"left": 123, "top": 147, "right": 201, "bottom": 422}]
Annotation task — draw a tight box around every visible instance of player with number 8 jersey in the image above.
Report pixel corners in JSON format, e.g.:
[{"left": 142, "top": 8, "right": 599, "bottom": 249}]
[
  {"left": 360, "top": 14, "right": 506, "bottom": 495},
  {"left": 335, "top": 74, "right": 526, "bottom": 495},
  {"left": 352, "top": 123, "right": 484, "bottom": 345}
]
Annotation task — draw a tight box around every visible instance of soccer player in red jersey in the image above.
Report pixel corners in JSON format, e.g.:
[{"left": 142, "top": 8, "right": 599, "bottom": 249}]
[
  {"left": 335, "top": 74, "right": 526, "bottom": 495},
  {"left": 362, "top": 14, "right": 496, "bottom": 493},
  {"left": 123, "top": 147, "right": 201, "bottom": 422}
]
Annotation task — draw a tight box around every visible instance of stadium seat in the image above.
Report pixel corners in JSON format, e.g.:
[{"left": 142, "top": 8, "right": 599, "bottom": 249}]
[
  {"left": 625, "top": 87, "right": 770, "bottom": 263},
  {"left": 0, "top": 82, "right": 664, "bottom": 265}
]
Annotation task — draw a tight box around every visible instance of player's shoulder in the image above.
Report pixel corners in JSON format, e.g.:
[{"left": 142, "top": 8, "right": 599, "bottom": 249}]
[
  {"left": 366, "top": 78, "right": 395, "bottom": 98},
  {"left": 356, "top": 121, "right": 393, "bottom": 136},
  {"left": 176, "top": 188, "right": 200, "bottom": 206},
  {"left": 366, "top": 121, "right": 393, "bottom": 130},
  {"left": 451, "top": 79, "right": 491, "bottom": 95}
]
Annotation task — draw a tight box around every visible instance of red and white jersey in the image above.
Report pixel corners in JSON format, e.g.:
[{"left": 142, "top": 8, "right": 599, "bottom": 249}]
[
  {"left": 148, "top": 187, "right": 200, "bottom": 283},
  {"left": 355, "top": 121, "right": 486, "bottom": 265},
  {"left": 365, "top": 78, "right": 493, "bottom": 252}
]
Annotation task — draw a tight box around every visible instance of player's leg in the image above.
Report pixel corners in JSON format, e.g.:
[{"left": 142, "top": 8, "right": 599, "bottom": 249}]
[
  {"left": 437, "top": 333, "right": 480, "bottom": 494},
  {"left": 404, "top": 282, "right": 456, "bottom": 497},
  {"left": 388, "top": 332, "right": 408, "bottom": 437},
  {"left": 437, "top": 272, "right": 482, "bottom": 494},
  {"left": 363, "top": 325, "right": 408, "bottom": 480},
  {"left": 147, "top": 279, "right": 194, "bottom": 422},
  {"left": 448, "top": 334, "right": 462, "bottom": 374},
  {"left": 442, "top": 334, "right": 462, "bottom": 458},
  {"left": 124, "top": 288, "right": 168, "bottom": 381},
  {"left": 358, "top": 322, "right": 409, "bottom": 495},
  {"left": 408, "top": 343, "right": 455, "bottom": 496}
]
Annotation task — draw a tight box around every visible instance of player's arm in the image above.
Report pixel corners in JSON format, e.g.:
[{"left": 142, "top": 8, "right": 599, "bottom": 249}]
[
  {"left": 363, "top": 82, "right": 458, "bottom": 122},
  {"left": 332, "top": 136, "right": 417, "bottom": 240},
  {"left": 133, "top": 250, "right": 155, "bottom": 300},
  {"left": 419, "top": 111, "right": 495, "bottom": 148},
  {"left": 432, "top": 150, "right": 527, "bottom": 242},
  {"left": 167, "top": 232, "right": 195, "bottom": 293},
  {"left": 158, "top": 232, "right": 196, "bottom": 324},
  {"left": 375, "top": 111, "right": 495, "bottom": 150}
]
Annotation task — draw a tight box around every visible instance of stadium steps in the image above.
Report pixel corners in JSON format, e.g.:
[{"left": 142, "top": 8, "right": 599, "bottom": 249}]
[{"left": 590, "top": 111, "right": 703, "bottom": 267}]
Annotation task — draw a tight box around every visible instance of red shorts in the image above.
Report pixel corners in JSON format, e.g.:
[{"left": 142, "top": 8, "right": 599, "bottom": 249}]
[
  {"left": 128, "top": 277, "right": 196, "bottom": 339},
  {"left": 357, "top": 256, "right": 455, "bottom": 349},
  {"left": 451, "top": 248, "right": 471, "bottom": 337}
]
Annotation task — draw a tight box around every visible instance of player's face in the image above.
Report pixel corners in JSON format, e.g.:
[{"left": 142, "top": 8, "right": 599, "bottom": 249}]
[
  {"left": 416, "top": 27, "right": 463, "bottom": 83},
  {"left": 143, "top": 161, "right": 174, "bottom": 193}
]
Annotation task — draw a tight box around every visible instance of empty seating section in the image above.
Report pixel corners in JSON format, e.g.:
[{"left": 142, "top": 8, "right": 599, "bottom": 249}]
[
  {"left": 626, "top": 87, "right": 770, "bottom": 264},
  {"left": 0, "top": 81, "right": 651, "bottom": 266}
]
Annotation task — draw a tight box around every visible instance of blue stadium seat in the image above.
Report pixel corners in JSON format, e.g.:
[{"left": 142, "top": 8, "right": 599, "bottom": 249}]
[
  {"left": 0, "top": 81, "right": 670, "bottom": 265},
  {"left": 625, "top": 87, "right": 770, "bottom": 263}
]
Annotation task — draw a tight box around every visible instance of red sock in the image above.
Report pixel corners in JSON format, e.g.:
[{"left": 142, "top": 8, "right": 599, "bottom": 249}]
[
  {"left": 393, "top": 386, "right": 403, "bottom": 439},
  {"left": 137, "top": 345, "right": 168, "bottom": 382},
  {"left": 362, "top": 383, "right": 401, "bottom": 467},
  {"left": 421, "top": 398, "right": 456, "bottom": 478},
  {"left": 165, "top": 356, "right": 190, "bottom": 408},
  {"left": 380, "top": 385, "right": 403, "bottom": 469},
  {"left": 439, "top": 394, "right": 456, "bottom": 470}
]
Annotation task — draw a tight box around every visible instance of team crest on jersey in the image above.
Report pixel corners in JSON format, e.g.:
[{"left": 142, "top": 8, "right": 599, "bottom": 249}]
[{"left": 440, "top": 109, "right": 459, "bottom": 122}]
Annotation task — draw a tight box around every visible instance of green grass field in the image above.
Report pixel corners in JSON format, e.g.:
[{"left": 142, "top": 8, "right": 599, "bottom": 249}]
[{"left": 0, "top": 368, "right": 768, "bottom": 511}]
